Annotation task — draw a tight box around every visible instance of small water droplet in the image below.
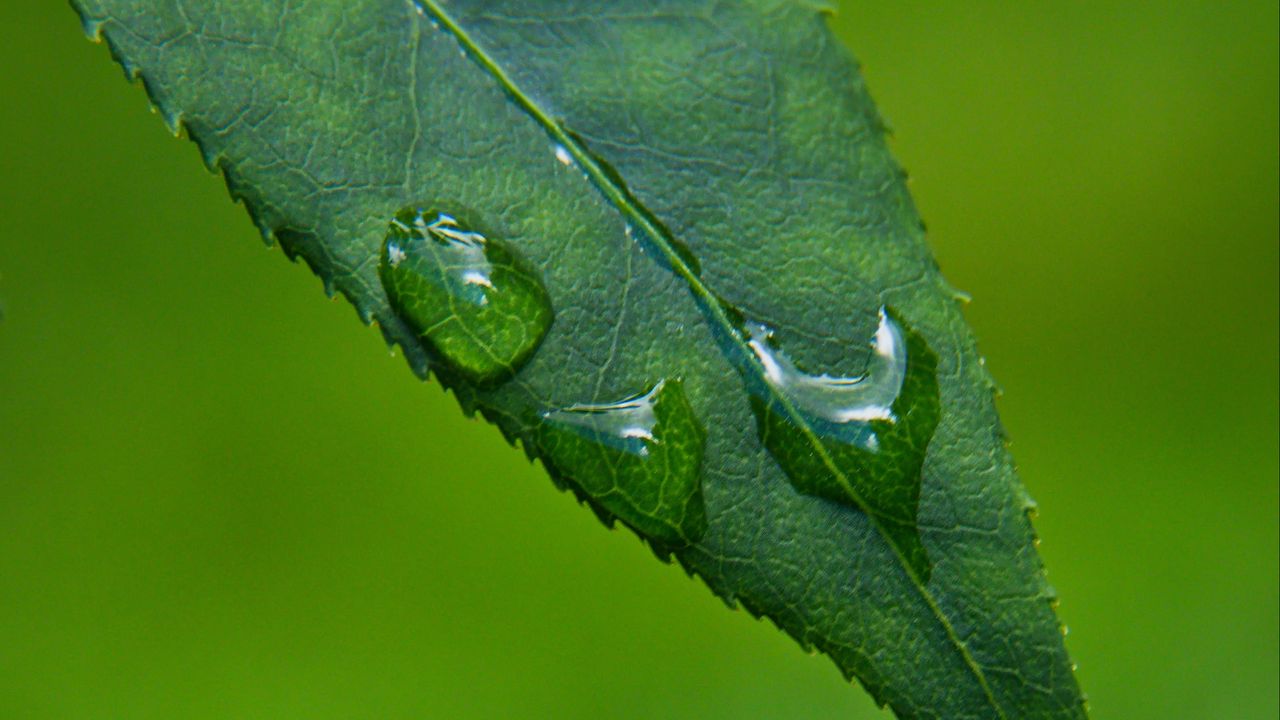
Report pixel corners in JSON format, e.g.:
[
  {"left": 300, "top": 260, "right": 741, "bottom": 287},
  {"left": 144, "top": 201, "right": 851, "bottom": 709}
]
[
  {"left": 379, "top": 207, "right": 553, "bottom": 386},
  {"left": 538, "top": 379, "right": 707, "bottom": 545},
  {"left": 553, "top": 144, "right": 574, "bottom": 166},
  {"left": 744, "top": 306, "right": 940, "bottom": 580}
]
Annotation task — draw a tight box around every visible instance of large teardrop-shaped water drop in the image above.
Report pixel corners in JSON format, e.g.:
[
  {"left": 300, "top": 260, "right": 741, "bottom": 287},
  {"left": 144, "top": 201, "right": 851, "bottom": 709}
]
[
  {"left": 746, "top": 306, "right": 940, "bottom": 580},
  {"left": 538, "top": 379, "right": 708, "bottom": 546},
  {"left": 379, "top": 207, "right": 553, "bottom": 386}
]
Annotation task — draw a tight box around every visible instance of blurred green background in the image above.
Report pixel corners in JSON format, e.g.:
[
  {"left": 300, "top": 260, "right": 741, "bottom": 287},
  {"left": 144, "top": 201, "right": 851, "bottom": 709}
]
[{"left": 1, "top": 1, "right": 1275, "bottom": 717}]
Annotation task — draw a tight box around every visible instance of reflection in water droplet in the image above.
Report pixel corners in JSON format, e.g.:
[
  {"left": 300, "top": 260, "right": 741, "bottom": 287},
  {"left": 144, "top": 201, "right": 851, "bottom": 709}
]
[
  {"left": 386, "top": 242, "right": 408, "bottom": 267},
  {"left": 379, "top": 207, "right": 553, "bottom": 386},
  {"left": 747, "top": 307, "right": 906, "bottom": 451},
  {"left": 553, "top": 144, "right": 574, "bottom": 166},
  {"left": 538, "top": 379, "right": 707, "bottom": 546},
  {"left": 745, "top": 306, "right": 940, "bottom": 580},
  {"left": 544, "top": 383, "right": 659, "bottom": 456}
]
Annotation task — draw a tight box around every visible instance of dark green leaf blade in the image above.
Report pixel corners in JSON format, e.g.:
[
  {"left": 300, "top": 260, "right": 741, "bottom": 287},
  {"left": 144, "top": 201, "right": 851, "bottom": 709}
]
[{"left": 69, "top": 1, "right": 1085, "bottom": 717}]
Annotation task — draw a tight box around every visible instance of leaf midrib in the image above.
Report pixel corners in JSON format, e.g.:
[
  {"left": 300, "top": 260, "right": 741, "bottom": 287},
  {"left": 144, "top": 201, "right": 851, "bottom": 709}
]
[{"left": 410, "top": 1, "right": 1005, "bottom": 714}]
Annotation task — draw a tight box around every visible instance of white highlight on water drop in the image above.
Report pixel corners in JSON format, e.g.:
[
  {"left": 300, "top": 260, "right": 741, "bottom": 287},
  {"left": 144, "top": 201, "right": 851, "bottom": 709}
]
[
  {"left": 541, "top": 380, "right": 664, "bottom": 457},
  {"left": 554, "top": 144, "right": 574, "bottom": 166},
  {"left": 387, "top": 242, "right": 407, "bottom": 267},
  {"left": 746, "top": 307, "right": 908, "bottom": 448}
]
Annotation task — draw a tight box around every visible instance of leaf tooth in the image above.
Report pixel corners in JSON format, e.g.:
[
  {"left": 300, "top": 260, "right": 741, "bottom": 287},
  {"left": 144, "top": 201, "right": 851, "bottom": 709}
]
[
  {"left": 937, "top": 276, "right": 973, "bottom": 306},
  {"left": 643, "top": 542, "right": 678, "bottom": 566},
  {"left": 1022, "top": 494, "right": 1040, "bottom": 520},
  {"left": 374, "top": 320, "right": 431, "bottom": 380},
  {"left": 187, "top": 131, "right": 226, "bottom": 175},
  {"left": 805, "top": 0, "right": 838, "bottom": 18},
  {"left": 872, "top": 112, "right": 894, "bottom": 138},
  {"left": 542, "top": 474, "right": 620, "bottom": 530},
  {"left": 78, "top": 12, "right": 105, "bottom": 42},
  {"left": 258, "top": 227, "right": 282, "bottom": 252},
  {"left": 108, "top": 46, "right": 140, "bottom": 82},
  {"left": 156, "top": 107, "right": 184, "bottom": 137},
  {"left": 585, "top": 500, "right": 620, "bottom": 530},
  {"left": 513, "top": 434, "right": 540, "bottom": 464},
  {"left": 219, "top": 164, "right": 255, "bottom": 214},
  {"left": 200, "top": 148, "right": 228, "bottom": 176}
]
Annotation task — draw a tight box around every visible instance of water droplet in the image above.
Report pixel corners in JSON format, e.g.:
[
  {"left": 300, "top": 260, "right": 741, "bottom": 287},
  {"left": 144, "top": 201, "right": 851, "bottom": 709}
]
[
  {"left": 538, "top": 379, "right": 707, "bottom": 546},
  {"left": 553, "top": 144, "right": 574, "bottom": 166},
  {"left": 379, "top": 207, "right": 553, "bottom": 386},
  {"left": 744, "top": 307, "right": 940, "bottom": 580},
  {"left": 747, "top": 307, "right": 906, "bottom": 449}
]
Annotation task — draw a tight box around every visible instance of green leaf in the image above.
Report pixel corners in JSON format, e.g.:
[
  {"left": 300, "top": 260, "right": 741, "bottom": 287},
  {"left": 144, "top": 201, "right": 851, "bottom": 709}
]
[{"left": 69, "top": 0, "right": 1086, "bottom": 717}]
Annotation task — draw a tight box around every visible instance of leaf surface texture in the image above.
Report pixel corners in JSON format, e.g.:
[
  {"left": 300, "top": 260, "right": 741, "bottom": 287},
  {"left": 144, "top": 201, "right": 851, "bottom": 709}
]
[{"left": 72, "top": 1, "right": 1085, "bottom": 716}]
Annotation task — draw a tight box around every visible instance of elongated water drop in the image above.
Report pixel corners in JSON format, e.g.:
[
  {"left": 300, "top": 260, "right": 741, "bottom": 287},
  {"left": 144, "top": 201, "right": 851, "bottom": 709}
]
[
  {"left": 746, "top": 307, "right": 940, "bottom": 580},
  {"left": 379, "top": 207, "right": 553, "bottom": 386},
  {"left": 538, "top": 379, "right": 707, "bottom": 546}
]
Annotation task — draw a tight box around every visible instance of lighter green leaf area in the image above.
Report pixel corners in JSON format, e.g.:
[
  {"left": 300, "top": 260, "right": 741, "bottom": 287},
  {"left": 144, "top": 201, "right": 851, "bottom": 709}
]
[{"left": 71, "top": 0, "right": 1085, "bottom": 717}]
